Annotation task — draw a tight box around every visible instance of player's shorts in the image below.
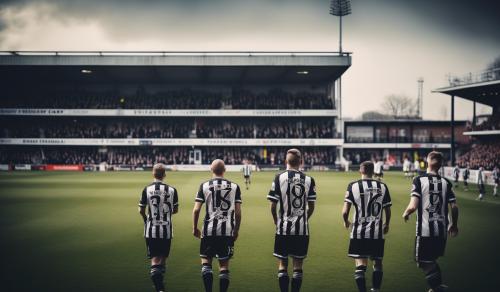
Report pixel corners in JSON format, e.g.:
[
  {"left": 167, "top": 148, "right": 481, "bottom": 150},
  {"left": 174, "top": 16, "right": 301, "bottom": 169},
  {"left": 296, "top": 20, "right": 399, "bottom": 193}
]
[
  {"left": 200, "top": 236, "right": 234, "bottom": 260},
  {"left": 348, "top": 239, "right": 385, "bottom": 260},
  {"left": 145, "top": 238, "right": 172, "bottom": 258},
  {"left": 454, "top": 177, "right": 459, "bottom": 182},
  {"left": 244, "top": 175, "right": 250, "bottom": 179},
  {"left": 415, "top": 236, "right": 446, "bottom": 263},
  {"left": 273, "top": 235, "right": 309, "bottom": 259},
  {"left": 463, "top": 180, "right": 468, "bottom": 186},
  {"left": 479, "top": 184, "right": 485, "bottom": 193},
  {"left": 495, "top": 178, "right": 499, "bottom": 184}
]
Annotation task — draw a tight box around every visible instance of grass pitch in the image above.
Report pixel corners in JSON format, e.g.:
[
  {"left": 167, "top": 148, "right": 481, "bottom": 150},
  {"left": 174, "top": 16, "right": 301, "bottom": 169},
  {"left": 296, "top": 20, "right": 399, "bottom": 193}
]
[{"left": 0, "top": 171, "right": 499, "bottom": 292}]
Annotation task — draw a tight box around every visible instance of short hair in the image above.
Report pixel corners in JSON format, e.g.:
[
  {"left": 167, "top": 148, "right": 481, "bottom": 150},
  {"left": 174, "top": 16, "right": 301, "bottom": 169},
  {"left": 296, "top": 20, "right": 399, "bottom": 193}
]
[
  {"left": 427, "top": 151, "right": 443, "bottom": 170},
  {"left": 211, "top": 159, "right": 226, "bottom": 176},
  {"left": 153, "top": 163, "right": 166, "bottom": 179},
  {"left": 286, "top": 148, "right": 302, "bottom": 168},
  {"left": 359, "top": 161, "right": 374, "bottom": 176}
]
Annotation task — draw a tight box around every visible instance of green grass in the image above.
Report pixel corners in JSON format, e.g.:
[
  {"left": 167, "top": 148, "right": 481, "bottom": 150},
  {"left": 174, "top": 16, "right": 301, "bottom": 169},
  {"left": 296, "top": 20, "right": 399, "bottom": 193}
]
[{"left": 0, "top": 171, "right": 499, "bottom": 292}]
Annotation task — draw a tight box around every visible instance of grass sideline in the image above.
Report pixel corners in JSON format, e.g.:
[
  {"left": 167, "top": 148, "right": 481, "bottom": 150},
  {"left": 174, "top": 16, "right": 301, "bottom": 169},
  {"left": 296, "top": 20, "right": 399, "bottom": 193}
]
[{"left": 0, "top": 171, "right": 499, "bottom": 292}]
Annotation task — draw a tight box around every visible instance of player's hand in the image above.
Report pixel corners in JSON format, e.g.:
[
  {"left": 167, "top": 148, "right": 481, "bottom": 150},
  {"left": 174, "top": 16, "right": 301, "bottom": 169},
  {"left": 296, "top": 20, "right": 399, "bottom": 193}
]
[
  {"left": 343, "top": 220, "right": 351, "bottom": 229},
  {"left": 403, "top": 213, "right": 410, "bottom": 222},
  {"left": 193, "top": 228, "right": 201, "bottom": 238},
  {"left": 448, "top": 225, "right": 459, "bottom": 237},
  {"left": 383, "top": 224, "right": 389, "bottom": 234},
  {"left": 233, "top": 230, "right": 239, "bottom": 242}
]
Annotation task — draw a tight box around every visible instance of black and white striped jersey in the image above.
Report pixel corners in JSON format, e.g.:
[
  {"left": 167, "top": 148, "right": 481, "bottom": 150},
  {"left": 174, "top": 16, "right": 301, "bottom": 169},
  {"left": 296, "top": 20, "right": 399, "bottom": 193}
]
[
  {"left": 411, "top": 173, "right": 456, "bottom": 238},
  {"left": 344, "top": 179, "right": 392, "bottom": 240},
  {"left": 139, "top": 180, "right": 179, "bottom": 239},
  {"left": 195, "top": 178, "right": 242, "bottom": 237},
  {"left": 243, "top": 165, "right": 252, "bottom": 176},
  {"left": 267, "top": 170, "right": 316, "bottom": 236}
]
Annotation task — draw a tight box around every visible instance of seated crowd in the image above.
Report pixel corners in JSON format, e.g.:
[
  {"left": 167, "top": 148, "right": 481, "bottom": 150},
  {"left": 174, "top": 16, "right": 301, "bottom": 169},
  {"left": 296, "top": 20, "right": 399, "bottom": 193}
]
[
  {"left": 457, "top": 143, "right": 500, "bottom": 170},
  {"left": 0, "top": 147, "right": 337, "bottom": 166},
  {"left": 2, "top": 119, "right": 337, "bottom": 139},
  {"left": 1, "top": 89, "right": 334, "bottom": 110}
]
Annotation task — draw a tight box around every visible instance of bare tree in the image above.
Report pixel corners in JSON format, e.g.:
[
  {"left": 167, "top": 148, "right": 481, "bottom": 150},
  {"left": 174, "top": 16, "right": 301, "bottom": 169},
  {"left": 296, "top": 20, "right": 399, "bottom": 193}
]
[{"left": 381, "top": 94, "right": 417, "bottom": 118}]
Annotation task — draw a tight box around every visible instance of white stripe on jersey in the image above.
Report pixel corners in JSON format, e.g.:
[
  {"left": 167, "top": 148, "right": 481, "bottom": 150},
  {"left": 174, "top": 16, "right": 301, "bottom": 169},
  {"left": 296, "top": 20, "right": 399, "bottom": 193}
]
[{"left": 243, "top": 165, "right": 252, "bottom": 176}]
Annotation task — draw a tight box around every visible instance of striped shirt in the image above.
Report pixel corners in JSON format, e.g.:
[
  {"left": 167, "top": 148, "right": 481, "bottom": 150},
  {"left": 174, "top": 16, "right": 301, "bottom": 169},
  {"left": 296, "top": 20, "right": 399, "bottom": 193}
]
[
  {"left": 243, "top": 165, "right": 252, "bottom": 176},
  {"left": 345, "top": 179, "right": 392, "bottom": 240},
  {"left": 267, "top": 170, "right": 316, "bottom": 236},
  {"left": 195, "top": 178, "right": 242, "bottom": 237},
  {"left": 411, "top": 173, "right": 456, "bottom": 238},
  {"left": 139, "top": 180, "right": 179, "bottom": 239}
]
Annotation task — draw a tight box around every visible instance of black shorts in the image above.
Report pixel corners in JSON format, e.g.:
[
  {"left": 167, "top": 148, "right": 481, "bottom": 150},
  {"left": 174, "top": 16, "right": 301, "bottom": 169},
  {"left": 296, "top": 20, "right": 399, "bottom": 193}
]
[
  {"left": 200, "top": 236, "right": 234, "bottom": 260},
  {"left": 415, "top": 236, "right": 446, "bottom": 263},
  {"left": 145, "top": 238, "right": 171, "bottom": 259},
  {"left": 348, "top": 239, "right": 385, "bottom": 260},
  {"left": 244, "top": 175, "right": 250, "bottom": 179},
  {"left": 273, "top": 235, "right": 309, "bottom": 259}
]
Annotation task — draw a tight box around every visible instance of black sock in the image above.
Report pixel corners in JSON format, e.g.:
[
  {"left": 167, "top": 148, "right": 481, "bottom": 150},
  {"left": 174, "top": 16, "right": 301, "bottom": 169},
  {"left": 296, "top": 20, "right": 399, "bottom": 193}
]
[
  {"left": 201, "top": 263, "right": 213, "bottom": 292},
  {"left": 354, "top": 265, "right": 367, "bottom": 292},
  {"left": 372, "top": 266, "right": 383, "bottom": 289},
  {"left": 219, "top": 270, "right": 230, "bottom": 292},
  {"left": 425, "top": 264, "right": 442, "bottom": 290},
  {"left": 150, "top": 264, "right": 165, "bottom": 292},
  {"left": 278, "top": 269, "right": 289, "bottom": 292},
  {"left": 291, "top": 269, "right": 303, "bottom": 292}
]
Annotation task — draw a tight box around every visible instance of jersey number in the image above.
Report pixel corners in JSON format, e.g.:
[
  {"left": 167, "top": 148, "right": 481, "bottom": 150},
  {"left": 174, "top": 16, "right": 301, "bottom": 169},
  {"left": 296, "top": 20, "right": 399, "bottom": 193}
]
[{"left": 289, "top": 182, "right": 305, "bottom": 208}]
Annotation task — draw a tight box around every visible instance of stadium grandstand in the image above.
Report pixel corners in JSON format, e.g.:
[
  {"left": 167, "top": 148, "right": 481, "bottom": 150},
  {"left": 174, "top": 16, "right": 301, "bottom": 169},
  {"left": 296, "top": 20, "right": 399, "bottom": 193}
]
[
  {"left": 0, "top": 51, "right": 350, "bottom": 171},
  {"left": 433, "top": 67, "right": 499, "bottom": 184}
]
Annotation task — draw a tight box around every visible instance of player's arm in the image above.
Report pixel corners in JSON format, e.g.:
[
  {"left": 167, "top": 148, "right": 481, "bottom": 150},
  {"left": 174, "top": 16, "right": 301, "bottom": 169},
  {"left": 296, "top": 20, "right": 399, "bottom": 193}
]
[
  {"left": 270, "top": 201, "right": 278, "bottom": 225},
  {"left": 383, "top": 206, "right": 391, "bottom": 234},
  {"left": 341, "top": 201, "right": 351, "bottom": 229},
  {"left": 234, "top": 202, "right": 242, "bottom": 241},
  {"left": 138, "top": 188, "right": 147, "bottom": 223},
  {"left": 307, "top": 201, "right": 315, "bottom": 219},
  {"left": 402, "top": 196, "right": 419, "bottom": 221},
  {"left": 172, "top": 188, "right": 179, "bottom": 214},
  {"left": 448, "top": 202, "right": 459, "bottom": 237},
  {"left": 192, "top": 201, "right": 202, "bottom": 238}
]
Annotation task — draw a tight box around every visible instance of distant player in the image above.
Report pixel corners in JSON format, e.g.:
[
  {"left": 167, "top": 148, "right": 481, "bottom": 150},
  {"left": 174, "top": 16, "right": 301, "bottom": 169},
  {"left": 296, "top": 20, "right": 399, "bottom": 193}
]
[
  {"left": 477, "top": 167, "right": 485, "bottom": 201},
  {"left": 342, "top": 161, "right": 392, "bottom": 292},
  {"left": 413, "top": 159, "right": 420, "bottom": 177},
  {"left": 138, "top": 163, "right": 179, "bottom": 292},
  {"left": 374, "top": 160, "right": 384, "bottom": 181},
  {"left": 267, "top": 149, "right": 316, "bottom": 292},
  {"left": 463, "top": 166, "right": 470, "bottom": 191},
  {"left": 242, "top": 161, "right": 252, "bottom": 190},
  {"left": 402, "top": 151, "right": 459, "bottom": 292},
  {"left": 192, "top": 159, "right": 242, "bottom": 292},
  {"left": 453, "top": 165, "right": 460, "bottom": 187},
  {"left": 493, "top": 166, "right": 499, "bottom": 197},
  {"left": 403, "top": 157, "right": 412, "bottom": 179}
]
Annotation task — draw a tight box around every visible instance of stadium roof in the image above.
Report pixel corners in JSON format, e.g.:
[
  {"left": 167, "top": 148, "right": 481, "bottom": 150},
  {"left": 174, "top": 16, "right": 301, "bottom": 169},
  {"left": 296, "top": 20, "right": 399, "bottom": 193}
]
[
  {"left": 433, "top": 69, "right": 500, "bottom": 107},
  {"left": 0, "top": 51, "right": 351, "bottom": 84}
]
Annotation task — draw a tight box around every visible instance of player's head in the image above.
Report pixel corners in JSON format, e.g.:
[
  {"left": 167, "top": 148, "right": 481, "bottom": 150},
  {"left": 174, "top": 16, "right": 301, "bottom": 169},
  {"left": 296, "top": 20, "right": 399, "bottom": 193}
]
[
  {"left": 211, "top": 159, "right": 226, "bottom": 177},
  {"left": 359, "top": 161, "right": 374, "bottom": 177},
  {"left": 152, "top": 163, "right": 166, "bottom": 180},
  {"left": 286, "top": 148, "right": 302, "bottom": 169},
  {"left": 426, "top": 151, "right": 443, "bottom": 171}
]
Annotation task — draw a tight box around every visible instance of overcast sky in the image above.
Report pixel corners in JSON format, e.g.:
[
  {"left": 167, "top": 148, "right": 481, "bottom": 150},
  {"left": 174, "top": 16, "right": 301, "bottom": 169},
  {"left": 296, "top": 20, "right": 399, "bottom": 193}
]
[{"left": 0, "top": 0, "right": 499, "bottom": 120}]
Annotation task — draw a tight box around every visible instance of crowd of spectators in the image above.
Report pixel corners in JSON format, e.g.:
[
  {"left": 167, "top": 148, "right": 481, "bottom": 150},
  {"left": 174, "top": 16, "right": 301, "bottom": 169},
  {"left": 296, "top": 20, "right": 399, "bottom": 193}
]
[
  {"left": 457, "top": 143, "right": 500, "bottom": 170},
  {"left": 1, "top": 89, "right": 334, "bottom": 109},
  {"left": 0, "top": 147, "right": 337, "bottom": 166},
  {"left": 2, "top": 118, "right": 336, "bottom": 139}
]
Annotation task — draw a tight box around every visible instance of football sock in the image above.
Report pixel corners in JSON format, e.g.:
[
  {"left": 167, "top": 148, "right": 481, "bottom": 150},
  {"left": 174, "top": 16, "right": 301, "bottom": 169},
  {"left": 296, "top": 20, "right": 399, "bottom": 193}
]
[
  {"left": 278, "top": 269, "right": 289, "bottom": 292},
  {"left": 291, "top": 269, "right": 303, "bottom": 292},
  {"left": 201, "top": 263, "right": 213, "bottom": 292},
  {"left": 219, "top": 270, "right": 230, "bottom": 292},
  {"left": 354, "top": 265, "right": 367, "bottom": 292},
  {"left": 425, "top": 264, "right": 443, "bottom": 291},
  {"left": 150, "top": 264, "right": 165, "bottom": 292},
  {"left": 372, "top": 265, "right": 383, "bottom": 289}
]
